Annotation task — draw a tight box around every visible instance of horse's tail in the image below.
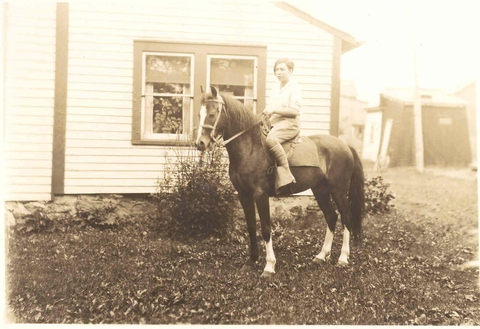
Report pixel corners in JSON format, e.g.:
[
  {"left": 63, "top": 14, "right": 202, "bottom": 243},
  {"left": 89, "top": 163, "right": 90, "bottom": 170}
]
[{"left": 348, "top": 146, "right": 365, "bottom": 240}]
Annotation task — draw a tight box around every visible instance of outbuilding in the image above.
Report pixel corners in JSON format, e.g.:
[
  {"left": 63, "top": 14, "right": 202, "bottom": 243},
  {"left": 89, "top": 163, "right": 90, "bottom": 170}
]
[{"left": 362, "top": 88, "right": 471, "bottom": 167}]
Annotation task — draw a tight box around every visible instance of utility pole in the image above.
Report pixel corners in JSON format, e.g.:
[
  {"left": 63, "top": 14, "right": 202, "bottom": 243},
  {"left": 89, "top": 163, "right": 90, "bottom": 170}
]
[{"left": 412, "top": 9, "right": 424, "bottom": 173}]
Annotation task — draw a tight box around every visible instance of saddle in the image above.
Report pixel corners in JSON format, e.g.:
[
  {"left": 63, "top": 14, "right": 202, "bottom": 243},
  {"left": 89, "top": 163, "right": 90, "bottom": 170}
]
[{"left": 260, "top": 117, "right": 321, "bottom": 168}]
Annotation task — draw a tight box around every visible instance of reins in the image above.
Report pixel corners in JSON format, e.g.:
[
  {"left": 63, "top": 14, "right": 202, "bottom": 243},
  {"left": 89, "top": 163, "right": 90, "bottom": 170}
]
[{"left": 221, "top": 113, "right": 265, "bottom": 146}]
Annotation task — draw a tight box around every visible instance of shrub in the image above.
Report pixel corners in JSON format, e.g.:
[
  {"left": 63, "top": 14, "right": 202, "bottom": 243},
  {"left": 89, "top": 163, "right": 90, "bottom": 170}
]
[
  {"left": 154, "top": 143, "right": 237, "bottom": 238},
  {"left": 364, "top": 175, "right": 396, "bottom": 214},
  {"left": 76, "top": 195, "right": 123, "bottom": 228},
  {"left": 16, "top": 209, "right": 53, "bottom": 234}
]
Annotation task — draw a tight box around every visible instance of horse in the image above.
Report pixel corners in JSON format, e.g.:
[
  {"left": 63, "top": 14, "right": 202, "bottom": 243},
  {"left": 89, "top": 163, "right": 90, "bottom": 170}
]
[{"left": 195, "top": 86, "right": 365, "bottom": 277}]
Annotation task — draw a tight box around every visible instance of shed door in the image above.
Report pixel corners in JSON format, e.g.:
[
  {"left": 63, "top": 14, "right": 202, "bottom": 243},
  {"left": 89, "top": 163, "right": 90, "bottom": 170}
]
[
  {"left": 423, "top": 108, "right": 471, "bottom": 166},
  {"left": 362, "top": 111, "right": 382, "bottom": 162}
]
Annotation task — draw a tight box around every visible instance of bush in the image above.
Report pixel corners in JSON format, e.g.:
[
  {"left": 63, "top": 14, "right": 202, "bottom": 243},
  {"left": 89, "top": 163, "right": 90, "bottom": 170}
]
[
  {"left": 154, "top": 143, "right": 238, "bottom": 238},
  {"left": 365, "top": 175, "right": 396, "bottom": 214},
  {"left": 76, "top": 195, "right": 125, "bottom": 228},
  {"left": 16, "top": 209, "right": 53, "bottom": 234}
]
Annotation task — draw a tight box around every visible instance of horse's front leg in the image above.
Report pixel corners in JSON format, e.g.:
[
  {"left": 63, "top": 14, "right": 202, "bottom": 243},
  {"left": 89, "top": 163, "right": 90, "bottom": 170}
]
[
  {"left": 255, "top": 192, "right": 276, "bottom": 277},
  {"left": 238, "top": 192, "right": 259, "bottom": 269}
]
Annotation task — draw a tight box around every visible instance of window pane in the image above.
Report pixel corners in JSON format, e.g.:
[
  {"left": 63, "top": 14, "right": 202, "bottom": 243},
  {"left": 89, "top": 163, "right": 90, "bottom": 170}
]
[
  {"left": 217, "top": 85, "right": 246, "bottom": 97},
  {"left": 210, "top": 58, "right": 254, "bottom": 86},
  {"left": 152, "top": 82, "right": 189, "bottom": 95},
  {"left": 146, "top": 55, "right": 191, "bottom": 84},
  {"left": 152, "top": 95, "right": 187, "bottom": 134}
]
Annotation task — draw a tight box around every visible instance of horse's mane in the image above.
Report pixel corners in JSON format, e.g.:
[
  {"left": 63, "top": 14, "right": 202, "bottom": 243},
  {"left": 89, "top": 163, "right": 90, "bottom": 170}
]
[{"left": 220, "top": 93, "right": 256, "bottom": 132}]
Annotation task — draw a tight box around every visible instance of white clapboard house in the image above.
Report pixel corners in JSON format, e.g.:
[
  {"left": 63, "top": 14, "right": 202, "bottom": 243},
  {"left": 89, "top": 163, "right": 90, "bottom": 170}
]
[{"left": 3, "top": 1, "right": 361, "bottom": 201}]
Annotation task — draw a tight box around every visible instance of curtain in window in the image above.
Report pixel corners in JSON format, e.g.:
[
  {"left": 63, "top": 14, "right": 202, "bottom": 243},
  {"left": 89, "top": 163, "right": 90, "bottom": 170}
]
[{"left": 144, "top": 83, "right": 154, "bottom": 134}]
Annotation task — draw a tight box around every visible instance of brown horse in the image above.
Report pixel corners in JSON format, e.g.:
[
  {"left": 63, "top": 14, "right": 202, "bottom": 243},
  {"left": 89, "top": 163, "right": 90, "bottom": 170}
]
[{"left": 196, "top": 87, "right": 365, "bottom": 277}]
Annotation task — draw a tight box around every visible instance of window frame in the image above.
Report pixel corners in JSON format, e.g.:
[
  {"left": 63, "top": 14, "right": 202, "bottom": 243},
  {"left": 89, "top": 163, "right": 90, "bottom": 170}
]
[{"left": 132, "top": 40, "right": 267, "bottom": 146}]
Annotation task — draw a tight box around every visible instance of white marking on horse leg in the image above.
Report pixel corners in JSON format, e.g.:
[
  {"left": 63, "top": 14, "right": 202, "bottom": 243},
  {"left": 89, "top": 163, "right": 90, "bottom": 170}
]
[
  {"left": 316, "top": 228, "right": 334, "bottom": 262},
  {"left": 338, "top": 227, "right": 350, "bottom": 265},
  {"left": 196, "top": 105, "right": 207, "bottom": 145},
  {"left": 263, "top": 237, "right": 276, "bottom": 274}
]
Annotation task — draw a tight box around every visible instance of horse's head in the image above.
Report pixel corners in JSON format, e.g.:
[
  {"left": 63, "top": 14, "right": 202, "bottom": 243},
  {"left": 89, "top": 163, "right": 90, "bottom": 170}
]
[{"left": 196, "top": 86, "right": 226, "bottom": 151}]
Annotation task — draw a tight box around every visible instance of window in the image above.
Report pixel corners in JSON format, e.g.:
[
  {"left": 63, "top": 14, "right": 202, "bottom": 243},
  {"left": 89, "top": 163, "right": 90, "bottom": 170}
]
[
  {"left": 143, "top": 53, "right": 193, "bottom": 139},
  {"left": 132, "top": 41, "right": 267, "bottom": 145},
  {"left": 208, "top": 56, "right": 257, "bottom": 112}
]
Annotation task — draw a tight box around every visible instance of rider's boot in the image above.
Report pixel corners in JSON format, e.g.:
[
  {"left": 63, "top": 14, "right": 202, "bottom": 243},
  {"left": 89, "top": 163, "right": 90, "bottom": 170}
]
[{"left": 269, "top": 142, "right": 296, "bottom": 194}]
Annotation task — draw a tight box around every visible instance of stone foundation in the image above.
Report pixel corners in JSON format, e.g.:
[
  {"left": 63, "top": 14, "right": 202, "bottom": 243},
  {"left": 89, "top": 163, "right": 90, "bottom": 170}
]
[{"left": 4, "top": 194, "right": 322, "bottom": 230}]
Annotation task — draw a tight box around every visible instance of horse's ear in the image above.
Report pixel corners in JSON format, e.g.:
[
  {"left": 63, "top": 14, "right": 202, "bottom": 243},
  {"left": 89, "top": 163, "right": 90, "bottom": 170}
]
[
  {"left": 211, "top": 86, "right": 218, "bottom": 98},
  {"left": 200, "top": 85, "right": 204, "bottom": 94}
]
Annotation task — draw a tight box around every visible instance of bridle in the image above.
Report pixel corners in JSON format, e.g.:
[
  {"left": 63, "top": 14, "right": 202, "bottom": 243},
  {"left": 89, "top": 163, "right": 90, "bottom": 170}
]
[
  {"left": 199, "top": 97, "right": 265, "bottom": 147},
  {"left": 200, "top": 97, "right": 226, "bottom": 146}
]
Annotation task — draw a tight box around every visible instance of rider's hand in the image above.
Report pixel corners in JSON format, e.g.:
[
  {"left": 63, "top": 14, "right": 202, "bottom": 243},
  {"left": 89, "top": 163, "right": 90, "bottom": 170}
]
[{"left": 263, "top": 108, "right": 274, "bottom": 115}]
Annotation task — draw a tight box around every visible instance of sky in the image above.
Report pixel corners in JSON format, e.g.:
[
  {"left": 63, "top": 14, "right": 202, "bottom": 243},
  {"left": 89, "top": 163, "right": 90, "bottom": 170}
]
[{"left": 290, "top": 0, "right": 480, "bottom": 104}]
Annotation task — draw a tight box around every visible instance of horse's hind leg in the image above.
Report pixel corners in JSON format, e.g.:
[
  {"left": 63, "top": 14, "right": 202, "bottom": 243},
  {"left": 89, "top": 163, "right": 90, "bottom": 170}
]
[
  {"left": 312, "top": 185, "right": 338, "bottom": 263},
  {"left": 332, "top": 189, "right": 352, "bottom": 266}
]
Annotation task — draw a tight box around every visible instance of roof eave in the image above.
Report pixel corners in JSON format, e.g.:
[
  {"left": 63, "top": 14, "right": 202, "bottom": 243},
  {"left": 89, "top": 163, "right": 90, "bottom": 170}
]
[
  {"left": 273, "top": 1, "right": 362, "bottom": 54},
  {"left": 342, "top": 40, "right": 365, "bottom": 54}
]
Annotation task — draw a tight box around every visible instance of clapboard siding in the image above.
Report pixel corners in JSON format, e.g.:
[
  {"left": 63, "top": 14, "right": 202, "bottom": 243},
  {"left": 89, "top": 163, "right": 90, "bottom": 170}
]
[
  {"left": 67, "top": 107, "right": 131, "bottom": 117},
  {"left": 6, "top": 97, "right": 54, "bottom": 108},
  {"left": 68, "top": 82, "right": 133, "bottom": 93},
  {"left": 6, "top": 159, "right": 53, "bottom": 170},
  {"left": 67, "top": 98, "right": 131, "bottom": 109},
  {"left": 62, "top": 0, "right": 334, "bottom": 194},
  {"left": 5, "top": 124, "right": 54, "bottom": 136},
  {"left": 67, "top": 114, "right": 131, "bottom": 125},
  {"left": 65, "top": 131, "right": 131, "bottom": 141},
  {"left": 65, "top": 170, "right": 164, "bottom": 180},
  {"left": 68, "top": 74, "right": 132, "bottom": 85},
  {"left": 65, "top": 186, "right": 161, "bottom": 194},
  {"left": 7, "top": 185, "right": 54, "bottom": 194},
  {"left": 65, "top": 146, "right": 172, "bottom": 157},
  {"left": 5, "top": 115, "right": 54, "bottom": 126},
  {"left": 68, "top": 90, "right": 133, "bottom": 102},
  {"left": 4, "top": 2, "right": 56, "bottom": 201},
  {"left": 7, "top": 168, "right": 52, "bottom": 177},
  {"left": 66, "top": 155, "right": 168, "bottom": 165},
  {"left": 5, "top": 133, "right": 53, "bottom": 144},
  {"left": 4, "top": 150, "right": 53, "bottom": 162},
  {"left": 65, "top": 178, "right": 162, "bottom": 187},
  {"left": 4, "top": 142, "right": 54, "bottom": 153}
]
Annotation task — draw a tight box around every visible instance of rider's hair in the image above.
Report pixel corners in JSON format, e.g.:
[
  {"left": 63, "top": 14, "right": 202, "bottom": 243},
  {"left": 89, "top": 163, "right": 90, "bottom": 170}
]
[{"left": 273, "top": 58, "right": 294, "bottom": 73}]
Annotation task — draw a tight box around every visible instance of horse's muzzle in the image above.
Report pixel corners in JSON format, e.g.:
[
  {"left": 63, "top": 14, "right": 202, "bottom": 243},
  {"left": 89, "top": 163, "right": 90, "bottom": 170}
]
[
  {"left": 196, "top": 140, "right": 206, "bottom": 151},
  {"left": 195, "top": 136, "right": 212, "bottom": 152}
]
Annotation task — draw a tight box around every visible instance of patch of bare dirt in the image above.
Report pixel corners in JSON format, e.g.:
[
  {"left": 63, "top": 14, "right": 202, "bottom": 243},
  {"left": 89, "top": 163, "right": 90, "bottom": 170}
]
[{"left": 366, "top": 164, "right": 479, "bottom": 277}]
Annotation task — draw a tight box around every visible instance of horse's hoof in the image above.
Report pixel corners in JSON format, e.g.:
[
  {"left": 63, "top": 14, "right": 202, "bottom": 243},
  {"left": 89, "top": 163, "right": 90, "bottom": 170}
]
[
  {"left": 337, "top": 253, "right": 350, "bottom": 266},
  {"left": 314, "top": 253, "right": 330, "bottom": 263},
  {"left": 337, "top": 259, "right": 349, "bottom": 267},
  {"left": 241, "top": 261, "right": 257, "bottom": 272},
  {"left": 261, "top": 270, "right": 275, "bottom": 278}
]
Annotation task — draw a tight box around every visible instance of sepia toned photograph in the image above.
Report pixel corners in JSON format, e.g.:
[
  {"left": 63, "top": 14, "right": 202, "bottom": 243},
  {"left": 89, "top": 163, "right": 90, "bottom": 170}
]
[{"left": 2, "top": 0, "right": 479, "bottom": 325}]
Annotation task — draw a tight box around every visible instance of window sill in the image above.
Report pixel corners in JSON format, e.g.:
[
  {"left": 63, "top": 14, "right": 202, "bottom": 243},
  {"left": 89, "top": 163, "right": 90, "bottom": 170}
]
[{"left": 132, "top": 139, "right": 194, "bottom": 147}]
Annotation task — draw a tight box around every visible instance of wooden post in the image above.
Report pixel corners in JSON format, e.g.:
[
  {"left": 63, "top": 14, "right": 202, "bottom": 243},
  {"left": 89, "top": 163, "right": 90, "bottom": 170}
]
[{"left": 412, "top": 13, "right": 424, "bottom": 173}]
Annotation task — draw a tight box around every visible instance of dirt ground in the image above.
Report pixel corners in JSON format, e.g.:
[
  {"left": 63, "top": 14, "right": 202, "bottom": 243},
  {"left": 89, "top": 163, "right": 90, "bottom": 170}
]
[{"left": 364, "top": 163, "right": 479, "bottom": 266}]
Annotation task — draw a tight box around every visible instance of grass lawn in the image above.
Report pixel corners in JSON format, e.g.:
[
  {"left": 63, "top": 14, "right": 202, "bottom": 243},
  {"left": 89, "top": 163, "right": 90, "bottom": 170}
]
[{"left": 5, "top": 167, "right": 480, "bottom": 324}]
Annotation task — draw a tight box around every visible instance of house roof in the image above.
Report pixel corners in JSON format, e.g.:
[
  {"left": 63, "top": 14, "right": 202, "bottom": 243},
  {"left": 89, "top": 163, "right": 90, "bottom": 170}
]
[
  {"left": 381, "top": 88, "right": 467, "bottom": 108},
  {"left": 274, "top": 1, "right": 363, "bottom": 54},
  {"left": 454, "top": 80, "right": 476, "bottom": 94}
]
